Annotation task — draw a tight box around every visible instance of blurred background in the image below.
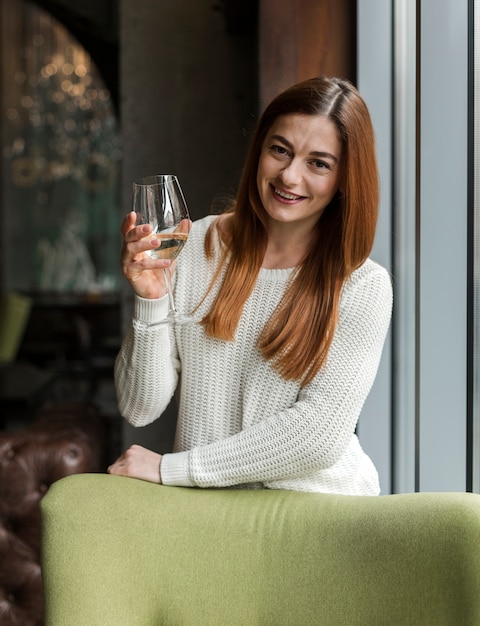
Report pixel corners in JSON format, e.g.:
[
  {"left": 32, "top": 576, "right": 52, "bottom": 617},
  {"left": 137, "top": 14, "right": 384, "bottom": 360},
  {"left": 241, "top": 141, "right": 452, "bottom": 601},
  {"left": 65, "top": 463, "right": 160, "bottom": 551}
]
[{"left": 0, "top": 0, "right": 478, "bottom": 497}]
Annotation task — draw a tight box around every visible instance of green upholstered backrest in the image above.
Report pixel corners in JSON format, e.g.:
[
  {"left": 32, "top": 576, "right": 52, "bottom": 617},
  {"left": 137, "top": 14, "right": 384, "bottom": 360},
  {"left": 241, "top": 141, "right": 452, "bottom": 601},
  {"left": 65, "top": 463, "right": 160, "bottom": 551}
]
[
  {"left": 41, "top": 474, "right": 480, "bottom": 626},
  {"left": 0, "top": 292, "right": 31, "bottom": 362}
]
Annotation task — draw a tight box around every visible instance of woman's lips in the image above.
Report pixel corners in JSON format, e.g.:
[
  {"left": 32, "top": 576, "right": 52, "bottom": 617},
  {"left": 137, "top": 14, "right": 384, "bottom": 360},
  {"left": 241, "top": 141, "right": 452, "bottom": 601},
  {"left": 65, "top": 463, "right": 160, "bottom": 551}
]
[{"left": 271, "top": 184, "right": 305, "bottom": 203}]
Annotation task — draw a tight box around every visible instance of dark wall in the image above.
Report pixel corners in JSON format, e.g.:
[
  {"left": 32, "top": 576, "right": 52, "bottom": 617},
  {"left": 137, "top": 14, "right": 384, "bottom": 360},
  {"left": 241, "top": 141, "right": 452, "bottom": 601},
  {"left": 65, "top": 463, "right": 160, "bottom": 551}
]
[{"left": 119, "top": 0, "right": 258, "bottom": 221}]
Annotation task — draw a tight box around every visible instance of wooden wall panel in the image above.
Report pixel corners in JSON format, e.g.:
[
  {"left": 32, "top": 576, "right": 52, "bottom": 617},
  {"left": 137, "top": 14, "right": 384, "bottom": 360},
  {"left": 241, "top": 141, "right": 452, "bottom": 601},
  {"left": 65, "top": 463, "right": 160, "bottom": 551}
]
[{"left": 259, "top": 0, "right": 356, "bottom": 108}]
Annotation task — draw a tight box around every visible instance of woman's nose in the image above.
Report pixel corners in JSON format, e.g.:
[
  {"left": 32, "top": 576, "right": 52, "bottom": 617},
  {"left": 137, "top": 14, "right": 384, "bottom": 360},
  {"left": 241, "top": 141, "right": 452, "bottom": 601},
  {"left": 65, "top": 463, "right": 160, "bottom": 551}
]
[{"left": 279, "top": 159, "right": 303, "bottom": 185}]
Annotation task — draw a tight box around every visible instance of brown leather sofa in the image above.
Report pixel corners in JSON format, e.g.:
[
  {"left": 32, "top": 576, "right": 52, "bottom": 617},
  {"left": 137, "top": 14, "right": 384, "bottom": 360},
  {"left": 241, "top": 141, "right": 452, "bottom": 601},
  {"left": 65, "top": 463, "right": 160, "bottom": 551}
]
[{"left": 0, "top": 403, "right": 106, "bottom": 626}]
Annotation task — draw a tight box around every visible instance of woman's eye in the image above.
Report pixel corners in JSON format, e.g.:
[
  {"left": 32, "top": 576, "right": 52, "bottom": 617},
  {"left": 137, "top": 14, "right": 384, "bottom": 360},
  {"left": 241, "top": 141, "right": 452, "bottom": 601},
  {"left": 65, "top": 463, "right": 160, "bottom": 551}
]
[
  {"left": 311, "top": 159, "right": 329, "bottom": 170},
  {"left": 270, "top": 144, "right": 290, "bottom": 157}
]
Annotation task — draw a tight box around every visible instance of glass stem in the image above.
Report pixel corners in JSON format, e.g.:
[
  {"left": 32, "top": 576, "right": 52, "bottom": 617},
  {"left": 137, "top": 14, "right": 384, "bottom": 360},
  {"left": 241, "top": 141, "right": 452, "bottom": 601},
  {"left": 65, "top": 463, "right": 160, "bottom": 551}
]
[{"left": 163, "top": 267, "right": 176, "bottom": 315}]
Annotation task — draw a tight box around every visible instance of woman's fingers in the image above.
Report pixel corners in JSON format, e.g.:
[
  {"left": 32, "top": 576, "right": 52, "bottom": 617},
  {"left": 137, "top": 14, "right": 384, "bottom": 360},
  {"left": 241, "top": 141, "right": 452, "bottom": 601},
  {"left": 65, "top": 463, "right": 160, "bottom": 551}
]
[
  {"left": 121, "top": 239, "right": 171, "bottom": 273},
  {"left": 121, "top": 210, "right": 137, "bottom": 236},
  {"left": 108, "top": 445, "right": 162, "bottom": 484},
  {"left": 121, "top": 219, "right": 167, "bottom": 268},
  {"left": 119, "top": 210, "right": 181, "bottom": 298}
]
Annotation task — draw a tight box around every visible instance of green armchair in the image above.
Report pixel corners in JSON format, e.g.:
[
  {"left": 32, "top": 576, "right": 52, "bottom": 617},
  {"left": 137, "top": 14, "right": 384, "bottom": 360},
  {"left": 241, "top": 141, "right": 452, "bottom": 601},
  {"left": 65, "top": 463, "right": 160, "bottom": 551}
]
[{"left": 40, "top": 474, "right": 480, "bottom": 625}]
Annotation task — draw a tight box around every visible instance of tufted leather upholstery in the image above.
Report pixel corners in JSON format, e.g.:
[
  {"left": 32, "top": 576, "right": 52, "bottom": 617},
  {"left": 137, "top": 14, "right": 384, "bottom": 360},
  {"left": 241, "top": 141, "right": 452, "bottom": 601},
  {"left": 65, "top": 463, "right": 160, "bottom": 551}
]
[{"left": 0, "top": 403, "right": 106, "bottom": 626}]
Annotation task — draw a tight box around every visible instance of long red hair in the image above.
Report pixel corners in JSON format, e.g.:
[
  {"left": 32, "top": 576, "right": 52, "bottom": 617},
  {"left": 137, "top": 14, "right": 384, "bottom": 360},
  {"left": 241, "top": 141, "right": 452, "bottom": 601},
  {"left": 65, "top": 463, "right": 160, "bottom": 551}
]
[{"left": 200, "top": 77, "right": 379, "bottom": 386}]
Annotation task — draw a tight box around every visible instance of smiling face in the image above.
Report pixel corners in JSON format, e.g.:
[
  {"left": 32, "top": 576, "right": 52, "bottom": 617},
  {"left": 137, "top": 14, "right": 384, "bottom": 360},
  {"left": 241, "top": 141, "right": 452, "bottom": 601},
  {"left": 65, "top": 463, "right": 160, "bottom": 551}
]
[{"left": 256, "top": 113, "right": 342, "bottom": 233}]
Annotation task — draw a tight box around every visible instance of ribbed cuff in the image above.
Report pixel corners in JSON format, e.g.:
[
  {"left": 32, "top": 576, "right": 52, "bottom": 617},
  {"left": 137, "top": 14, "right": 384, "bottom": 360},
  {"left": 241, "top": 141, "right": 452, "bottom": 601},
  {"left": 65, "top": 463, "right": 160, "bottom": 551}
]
[
  {"left": 133, "top": 294, "right": 169, "bottom": 324},
  {"left": 160, "top": 452, "right": 195, "bottom": 487}
]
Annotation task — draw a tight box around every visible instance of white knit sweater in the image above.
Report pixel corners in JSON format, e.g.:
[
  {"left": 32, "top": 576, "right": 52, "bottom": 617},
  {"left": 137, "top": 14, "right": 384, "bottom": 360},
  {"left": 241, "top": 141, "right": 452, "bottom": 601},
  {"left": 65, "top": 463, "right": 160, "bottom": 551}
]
[{"left": 115, "top": 215, "right": 393, "bottom": 495}]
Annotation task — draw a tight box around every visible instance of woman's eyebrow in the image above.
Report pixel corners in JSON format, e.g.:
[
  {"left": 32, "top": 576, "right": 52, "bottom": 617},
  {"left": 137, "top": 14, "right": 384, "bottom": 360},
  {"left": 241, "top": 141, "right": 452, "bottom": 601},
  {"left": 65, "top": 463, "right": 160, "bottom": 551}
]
[
  {"left": 270, "top": 134, "right": 292, "bottom": 149},
  {"left": 309, "top": 150, "right": 339, "bottom": 164},
  {"left": 270, "top": 134, "right": 338, "bottom": 163}
]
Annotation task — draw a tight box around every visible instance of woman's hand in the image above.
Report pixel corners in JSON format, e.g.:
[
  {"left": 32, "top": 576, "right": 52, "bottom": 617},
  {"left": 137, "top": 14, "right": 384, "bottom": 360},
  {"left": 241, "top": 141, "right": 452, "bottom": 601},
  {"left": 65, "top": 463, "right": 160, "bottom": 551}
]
[
  {"left": 120, "top": 212, "right": 191, "bottom": 299},
  {"left": 121, "top": 211, "right": 172, "bottom": 299},
  {"left": 108, "top": 444, "right": 163, "bottom": 484}
]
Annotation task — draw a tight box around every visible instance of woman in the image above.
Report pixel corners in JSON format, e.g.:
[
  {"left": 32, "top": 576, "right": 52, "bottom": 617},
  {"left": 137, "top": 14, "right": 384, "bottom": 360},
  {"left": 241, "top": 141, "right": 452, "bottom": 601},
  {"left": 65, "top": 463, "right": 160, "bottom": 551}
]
[{"left": 109, "top": 76, "right": 392, "bottom": 495}]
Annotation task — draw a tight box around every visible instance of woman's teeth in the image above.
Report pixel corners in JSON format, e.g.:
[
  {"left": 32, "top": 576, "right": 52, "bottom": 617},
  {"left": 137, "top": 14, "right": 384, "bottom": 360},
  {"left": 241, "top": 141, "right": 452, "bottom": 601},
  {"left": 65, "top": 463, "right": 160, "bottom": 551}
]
[{"left": 274, "top": 187, "right": 301, "bottom": 200}]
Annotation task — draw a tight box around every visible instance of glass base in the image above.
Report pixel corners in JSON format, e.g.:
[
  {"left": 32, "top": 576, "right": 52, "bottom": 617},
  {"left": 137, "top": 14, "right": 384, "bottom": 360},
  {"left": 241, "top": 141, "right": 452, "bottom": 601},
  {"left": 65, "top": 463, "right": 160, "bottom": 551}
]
[{"left": 148, "top": 312, "right": 196, "bottom": 327}]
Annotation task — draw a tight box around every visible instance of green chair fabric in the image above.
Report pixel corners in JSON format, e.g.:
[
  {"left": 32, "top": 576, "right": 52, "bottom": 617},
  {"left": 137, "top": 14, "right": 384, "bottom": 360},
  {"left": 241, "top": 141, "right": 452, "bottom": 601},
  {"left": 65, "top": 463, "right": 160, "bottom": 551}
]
[
  {"left": 0, "top": 292, "right": 32, "bottom": 362},
  {"left": 41, "top": 473, "right": 480, "bottom": 625}
]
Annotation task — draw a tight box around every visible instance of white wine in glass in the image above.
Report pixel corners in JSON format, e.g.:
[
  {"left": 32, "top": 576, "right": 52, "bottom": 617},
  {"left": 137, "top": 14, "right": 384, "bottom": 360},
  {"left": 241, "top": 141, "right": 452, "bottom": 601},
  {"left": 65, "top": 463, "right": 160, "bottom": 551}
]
[{"left": 133, "top": 174, "right": 192, "bottom": 325}]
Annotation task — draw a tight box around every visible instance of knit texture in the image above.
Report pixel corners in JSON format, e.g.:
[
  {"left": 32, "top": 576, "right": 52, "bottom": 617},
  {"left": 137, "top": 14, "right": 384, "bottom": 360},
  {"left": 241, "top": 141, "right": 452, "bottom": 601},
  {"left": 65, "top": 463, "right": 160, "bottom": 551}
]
[{"left": 115, "top": 215, "right": 393, "bottom": 494}]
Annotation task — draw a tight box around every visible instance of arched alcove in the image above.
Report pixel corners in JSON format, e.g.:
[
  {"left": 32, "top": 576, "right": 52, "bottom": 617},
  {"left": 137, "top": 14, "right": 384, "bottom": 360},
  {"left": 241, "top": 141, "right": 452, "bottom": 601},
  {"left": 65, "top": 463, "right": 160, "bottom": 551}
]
[{"left": 1, "top": 0, "right": 121, "bottom": 295}]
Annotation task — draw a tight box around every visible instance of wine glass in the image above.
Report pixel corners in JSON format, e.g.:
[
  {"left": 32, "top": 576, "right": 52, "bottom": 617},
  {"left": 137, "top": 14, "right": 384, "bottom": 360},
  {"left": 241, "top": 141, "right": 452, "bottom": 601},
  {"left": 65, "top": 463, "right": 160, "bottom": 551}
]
[{"left": 133, "top": 174, "right": 192, "bottom": 325}]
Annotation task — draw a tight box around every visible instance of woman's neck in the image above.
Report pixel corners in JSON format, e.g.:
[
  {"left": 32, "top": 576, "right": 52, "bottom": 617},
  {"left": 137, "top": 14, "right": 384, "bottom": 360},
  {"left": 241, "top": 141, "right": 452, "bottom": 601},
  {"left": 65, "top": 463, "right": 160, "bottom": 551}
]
[{"left": 262, "top": 222, "right": 314, "bottom": 269}]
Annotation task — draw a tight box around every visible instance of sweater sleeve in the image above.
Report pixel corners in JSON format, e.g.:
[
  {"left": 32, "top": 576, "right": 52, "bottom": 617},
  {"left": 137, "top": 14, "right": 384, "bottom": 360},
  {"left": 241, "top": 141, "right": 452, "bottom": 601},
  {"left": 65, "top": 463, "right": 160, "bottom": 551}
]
[
  {"left": 160, "top": 265, "right": 393, "bottom": 488},
  {"left": 114, "top": 294, "right": 180, "bottom": 427},
  {"left": 114, "top": 215, "right": 216, "bottom": 428}
]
